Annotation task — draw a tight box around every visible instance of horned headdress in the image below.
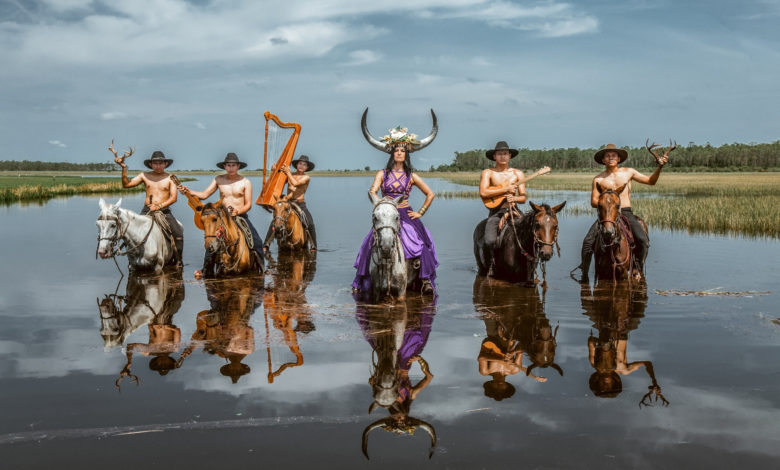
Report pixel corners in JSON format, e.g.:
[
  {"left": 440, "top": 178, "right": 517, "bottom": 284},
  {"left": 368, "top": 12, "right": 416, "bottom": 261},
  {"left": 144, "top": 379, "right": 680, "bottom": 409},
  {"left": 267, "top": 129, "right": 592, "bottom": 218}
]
[{"left": 361, "top": 108, "right": 438, "bottom": 153}]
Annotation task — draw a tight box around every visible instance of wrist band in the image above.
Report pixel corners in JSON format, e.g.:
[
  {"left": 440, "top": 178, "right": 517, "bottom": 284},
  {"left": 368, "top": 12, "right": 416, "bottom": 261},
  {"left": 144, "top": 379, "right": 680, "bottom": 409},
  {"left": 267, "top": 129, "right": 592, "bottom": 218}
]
[{"left": 418, "top": 205, "right": 429, "bottom": 215}]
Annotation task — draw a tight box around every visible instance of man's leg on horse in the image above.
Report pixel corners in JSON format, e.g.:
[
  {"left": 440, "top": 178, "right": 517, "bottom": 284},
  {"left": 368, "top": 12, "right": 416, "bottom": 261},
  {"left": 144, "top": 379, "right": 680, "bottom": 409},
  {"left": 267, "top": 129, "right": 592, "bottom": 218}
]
[
  {"left": 297, "top": 202, "right": 317, "bottom": 250},
  {"left": 621, "top": 208, "right": 649, "bottom": 275},
  {"left": 163, "top": 210, "right": 184, "bottom": 265},
  {"left": 572, "top": 221, "right": 598, "bottom": 282},
  {"left": 238, "top": 214, "right": 265, "bottom": 270},
  {"left": 263, "top": 221, "right": 274, "bottom": 251},
  {"left": 483, "top": 208, "right": 505, "bottom": 275}
]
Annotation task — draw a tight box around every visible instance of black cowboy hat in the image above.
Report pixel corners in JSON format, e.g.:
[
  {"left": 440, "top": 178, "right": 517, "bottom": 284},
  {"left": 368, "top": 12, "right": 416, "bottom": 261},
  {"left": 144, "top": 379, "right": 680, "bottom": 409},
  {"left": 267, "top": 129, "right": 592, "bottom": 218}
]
[
  {"left": 486, "top": 141, "right": 519, "bottom": 161},
  {"left": 217, "top": 152, "right": 247, "bottom": 169},
  {"left": 594, "top": 143, "right": 628, "bottom": 164},
  {"left": 291, "top": 154, "right": 315, "bottom": 172},
  {"left": 143, "top": 150, "right": 173, "bottom": 169},
  {"left": 220, "top": 359, "right": 251, "bottom": 384}
]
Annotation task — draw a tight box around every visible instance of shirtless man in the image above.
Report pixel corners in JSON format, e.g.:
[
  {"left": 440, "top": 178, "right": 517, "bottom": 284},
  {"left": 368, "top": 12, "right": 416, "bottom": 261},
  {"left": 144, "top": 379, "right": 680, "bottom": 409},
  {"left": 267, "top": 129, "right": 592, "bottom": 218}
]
[
  {"left": 179, "top": 153, "right": 264, "bottom": 277},
  {"left": 478, "top": 141, "right": 550, "bottom": 272},
  {"left": 572, "top": 143, "right": 669, "bottom": 282},
  {"left": 114, "top": 147, "right": 183, "bottom": 265},
  {"left": 264, "top": 154, "right": 317, "bottom": 251}
]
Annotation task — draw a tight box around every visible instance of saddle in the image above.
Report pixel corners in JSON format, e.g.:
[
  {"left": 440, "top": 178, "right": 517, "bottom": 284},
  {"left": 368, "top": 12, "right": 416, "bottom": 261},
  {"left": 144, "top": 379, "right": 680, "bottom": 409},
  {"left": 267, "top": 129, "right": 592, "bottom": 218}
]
[
  {"left": 150, "top": 211, "right": 177, "bottom": 252},
  {"left": 496, "top": 208, "right": 523, "bottom": 248},
  {"left": 234, "top": 216, "right": 254, "bottom": 250},
  {"left": 617, "top": 214, "right": 636, "bottom": 251},
  {"left": 290, "top": 202, "right": 309, "bottom": 229}
]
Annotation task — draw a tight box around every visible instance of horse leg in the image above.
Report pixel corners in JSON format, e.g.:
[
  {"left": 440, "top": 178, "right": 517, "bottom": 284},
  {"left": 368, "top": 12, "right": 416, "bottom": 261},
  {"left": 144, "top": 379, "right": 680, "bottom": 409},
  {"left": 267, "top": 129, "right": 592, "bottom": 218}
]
[{"left": 473, "top": 219, "right": 488, "bottom": 275}]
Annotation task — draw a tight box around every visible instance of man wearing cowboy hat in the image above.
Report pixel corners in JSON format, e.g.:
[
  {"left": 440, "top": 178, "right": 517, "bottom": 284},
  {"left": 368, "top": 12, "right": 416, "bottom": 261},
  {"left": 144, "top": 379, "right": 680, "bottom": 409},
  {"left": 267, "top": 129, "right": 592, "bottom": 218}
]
[
  {"left": 572, "top": 143, "right": 668, "bottom": 282},
  {"left": 116, "top": 150, "right": 183, "bottom": 265},
  {"left": 478, "top": 141, "right": 550, "bottom": 273},
  {"left": 179, "top": 152, "right": 264, "bottom": 277},
  {"left": 264, "top": 154, "right": 318, "bottom": 251}
]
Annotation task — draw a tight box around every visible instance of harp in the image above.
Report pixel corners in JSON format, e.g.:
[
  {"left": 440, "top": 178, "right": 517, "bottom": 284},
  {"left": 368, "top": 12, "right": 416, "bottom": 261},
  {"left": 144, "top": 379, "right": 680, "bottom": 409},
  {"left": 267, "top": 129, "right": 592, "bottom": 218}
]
[{"left": 257, "top": 111, "right": 301, "bottom": 210}]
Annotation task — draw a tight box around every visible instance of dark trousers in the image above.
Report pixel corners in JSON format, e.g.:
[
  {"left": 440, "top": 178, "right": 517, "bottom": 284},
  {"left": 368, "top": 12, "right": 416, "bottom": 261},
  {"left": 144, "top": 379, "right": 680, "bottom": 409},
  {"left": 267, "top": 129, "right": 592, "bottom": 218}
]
[
  {"left": 484, "top": 206, "right": 522, "bottom": 268},
  {"left": 141, "top": 206, "right": 183, "bottom": 263},
  {"left": 202, "top": 214, "right": 263, "bottom": 274},
  {"left": 580, "top": 207, "right": 649, "bottom": 273}
]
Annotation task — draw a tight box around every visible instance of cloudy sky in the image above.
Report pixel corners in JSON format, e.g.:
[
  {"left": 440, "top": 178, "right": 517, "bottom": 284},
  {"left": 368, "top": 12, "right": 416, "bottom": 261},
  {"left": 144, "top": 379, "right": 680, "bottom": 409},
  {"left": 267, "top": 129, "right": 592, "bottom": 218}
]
[{"left": 1, "top": 0, "right": 779, "bottom": 170}]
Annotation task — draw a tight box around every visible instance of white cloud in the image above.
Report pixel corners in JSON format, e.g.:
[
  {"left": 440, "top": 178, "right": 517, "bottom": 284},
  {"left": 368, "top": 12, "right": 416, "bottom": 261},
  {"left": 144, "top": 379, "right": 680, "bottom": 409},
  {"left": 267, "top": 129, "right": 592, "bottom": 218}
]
[
  {"left": 100, "top": 111, "right": 128, "bottom": 120},
  {"left": 344, "top": 49, "right": 382, "bottom": 66},
  {"left": 41, "top": 0, "right": 93, "bottom": 12},
  {"left": 195, "top": 122, "right": 206, "bottom": 130},
  {"left": 48, "top": 139, "right": 67, "bottom": 148}
]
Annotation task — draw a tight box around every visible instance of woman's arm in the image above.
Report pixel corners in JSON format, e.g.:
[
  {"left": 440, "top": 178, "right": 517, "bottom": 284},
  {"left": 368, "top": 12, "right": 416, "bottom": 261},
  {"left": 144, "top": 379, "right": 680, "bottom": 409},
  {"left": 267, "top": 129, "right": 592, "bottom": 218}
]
[{"left": 409, "top": 173, "right": 435, "bottom": 220}]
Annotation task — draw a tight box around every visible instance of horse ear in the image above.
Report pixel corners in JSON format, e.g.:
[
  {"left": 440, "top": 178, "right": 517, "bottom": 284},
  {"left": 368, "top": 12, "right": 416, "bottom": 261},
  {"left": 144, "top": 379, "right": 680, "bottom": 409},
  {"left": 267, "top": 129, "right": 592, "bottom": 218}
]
[
  {"left": 111, "top": 198, "right": 122, "bottom": 211},
  {"left": 615, "top": 184, "right": 626, "bottom": 195},
  {"left": 392, "top": 195, "right": 403, "bottom": 206},
  {"left": 530, "top": 201, "right": 542, "bottom": 213},
  {"left": 99, "top": 198, "right": 107, "bottom": 211},
  {"left": 368, "top": 191, "right": 380, "bottom": 206},
  {"left": 551, "top": 201, "right": 566, "bottom": 213}
]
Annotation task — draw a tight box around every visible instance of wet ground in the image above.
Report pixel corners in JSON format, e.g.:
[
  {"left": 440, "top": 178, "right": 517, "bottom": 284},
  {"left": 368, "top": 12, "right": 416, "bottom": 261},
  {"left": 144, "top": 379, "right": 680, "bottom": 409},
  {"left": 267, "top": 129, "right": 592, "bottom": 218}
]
[{"left": 1, "top": 176, "right": 779, "bottom": 469}]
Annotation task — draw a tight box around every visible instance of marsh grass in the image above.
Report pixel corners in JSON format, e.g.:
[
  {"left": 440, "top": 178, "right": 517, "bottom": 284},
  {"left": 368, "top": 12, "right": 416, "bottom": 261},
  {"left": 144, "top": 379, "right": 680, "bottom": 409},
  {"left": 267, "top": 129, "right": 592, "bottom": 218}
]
[
  {"left": 0, "top": 175, "right": 193, "bottom": 204},
  {"left": 437, "top": 172, "right": 780, "bottom": 238}
]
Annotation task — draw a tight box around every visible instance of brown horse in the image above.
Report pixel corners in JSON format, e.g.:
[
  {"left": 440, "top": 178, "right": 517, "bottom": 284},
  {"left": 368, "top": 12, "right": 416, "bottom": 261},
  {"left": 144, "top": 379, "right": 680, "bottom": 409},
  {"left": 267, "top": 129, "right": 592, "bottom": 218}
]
[
  {"left": 270, "top": 199, "right": 309, "bottom": 251},
  {"left": 200, "top": 198, "right": 261, "bottom": 277},
  {"left": 593, "top": 184, "right": 647, "bottom": 282},
  {"left": 474, "top": 201, "right": 566, "bottom": 285}
]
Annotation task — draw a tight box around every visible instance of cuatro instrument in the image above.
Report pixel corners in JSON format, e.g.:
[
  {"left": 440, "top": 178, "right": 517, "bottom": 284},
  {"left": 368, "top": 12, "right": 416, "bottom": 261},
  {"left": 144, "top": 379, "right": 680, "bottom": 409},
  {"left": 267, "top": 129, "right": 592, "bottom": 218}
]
[{"left": 171, "top": 174, "right": 204, "bottom": 229}]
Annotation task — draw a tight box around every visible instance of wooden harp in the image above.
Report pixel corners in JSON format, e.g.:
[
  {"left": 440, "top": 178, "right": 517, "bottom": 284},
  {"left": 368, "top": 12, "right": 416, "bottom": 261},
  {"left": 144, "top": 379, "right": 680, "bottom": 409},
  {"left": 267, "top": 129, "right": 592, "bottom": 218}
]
[{"left": 256, "top": 111, "right": 301, "bottom": 210}]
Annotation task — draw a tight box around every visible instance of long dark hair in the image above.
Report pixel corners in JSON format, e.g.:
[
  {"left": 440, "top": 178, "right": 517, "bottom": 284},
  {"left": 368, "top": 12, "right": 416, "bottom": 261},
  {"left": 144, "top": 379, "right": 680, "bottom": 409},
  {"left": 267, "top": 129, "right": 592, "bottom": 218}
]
[{"left": 385, "top": 146, "right": 412, "bottom": 177}]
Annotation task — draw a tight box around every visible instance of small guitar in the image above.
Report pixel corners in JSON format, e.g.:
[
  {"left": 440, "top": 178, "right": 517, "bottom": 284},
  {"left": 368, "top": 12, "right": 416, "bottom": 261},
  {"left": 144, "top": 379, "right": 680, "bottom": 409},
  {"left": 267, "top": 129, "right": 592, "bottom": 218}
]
[
  {"left": 481, "top": 167, "right": 551, "bottom": 209},
  {"left": 171, "top": 175, "right": 205, "bottom": 229}
]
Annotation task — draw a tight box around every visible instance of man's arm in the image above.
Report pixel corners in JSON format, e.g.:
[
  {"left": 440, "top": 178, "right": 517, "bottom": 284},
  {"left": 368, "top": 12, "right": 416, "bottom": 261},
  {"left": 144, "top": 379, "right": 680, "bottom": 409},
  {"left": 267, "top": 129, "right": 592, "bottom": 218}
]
[
  {"left": 283, "top": 167, "right": 309, "bottom": 188},
  {"left": 119, "top": 164, "right": 144, "bottom": 188},
  {"left": 183, "top": 179, "right": 218, "bottom": 200},
  {"left": 590, "top": 178, "right": 600, "bottom": 208},
  {"left": 507, "top": 169, "right": 526, "bottom": 204},
  {"left": 479, "top": 169, "right": 512, "bottom": 199},
  {"left": 630, "top": 155, "right": 668, "bottom": 186}
]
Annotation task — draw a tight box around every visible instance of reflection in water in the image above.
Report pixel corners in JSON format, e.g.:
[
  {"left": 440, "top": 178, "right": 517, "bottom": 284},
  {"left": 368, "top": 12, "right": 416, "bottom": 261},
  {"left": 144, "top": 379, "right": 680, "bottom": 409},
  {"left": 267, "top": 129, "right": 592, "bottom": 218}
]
[
  {"left": 356, "top": 295, "right": 437, "bottom": 459},
  {"left": 581, "top": 281, "right": 669, "bottom": 406},
  {"left": 264, "top": 251, "right": 317, "bottom": 383},
  {"left": 473, "top": 275, "right": 562, "bottom": 401},
  {"left": 179, "top": 276, "right": 264, "bottom": 383},
  {"left": 99, "top": 271, "right": 185, "bottom": 388}
]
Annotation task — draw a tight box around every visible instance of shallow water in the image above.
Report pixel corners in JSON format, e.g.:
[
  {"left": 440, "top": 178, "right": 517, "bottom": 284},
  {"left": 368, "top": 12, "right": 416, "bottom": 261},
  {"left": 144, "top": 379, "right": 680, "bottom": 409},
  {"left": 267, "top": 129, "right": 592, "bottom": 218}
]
[{"left": 1, "top": 176, "right": 779, "bottom": 469}]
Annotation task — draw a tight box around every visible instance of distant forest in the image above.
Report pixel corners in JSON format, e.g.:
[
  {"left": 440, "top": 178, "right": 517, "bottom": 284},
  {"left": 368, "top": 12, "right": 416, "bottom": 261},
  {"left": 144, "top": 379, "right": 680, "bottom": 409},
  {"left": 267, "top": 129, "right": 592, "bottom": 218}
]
[
  {"left": 0, "top": 160, "right": 115, "bottom": 171},
  {"left": 433, "top": 141, "right": 780, "bottom": 172}
]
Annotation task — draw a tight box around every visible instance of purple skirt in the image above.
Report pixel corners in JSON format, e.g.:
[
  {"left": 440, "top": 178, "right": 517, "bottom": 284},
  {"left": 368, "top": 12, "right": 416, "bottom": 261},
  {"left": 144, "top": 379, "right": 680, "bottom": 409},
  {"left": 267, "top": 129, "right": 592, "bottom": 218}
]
[{"left": 352, "top": 207, "right": 439, "bottom": 292}]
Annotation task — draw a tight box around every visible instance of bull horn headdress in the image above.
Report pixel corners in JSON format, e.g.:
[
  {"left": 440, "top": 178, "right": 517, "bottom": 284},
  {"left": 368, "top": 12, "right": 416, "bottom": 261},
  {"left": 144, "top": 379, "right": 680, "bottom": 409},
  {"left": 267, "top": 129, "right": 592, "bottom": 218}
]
[
  {"left": 361, "top": 108, "right": 438, "bottom": 153},
  {"left": 361, "top": 416, "right": 437, "bottom": 459}
]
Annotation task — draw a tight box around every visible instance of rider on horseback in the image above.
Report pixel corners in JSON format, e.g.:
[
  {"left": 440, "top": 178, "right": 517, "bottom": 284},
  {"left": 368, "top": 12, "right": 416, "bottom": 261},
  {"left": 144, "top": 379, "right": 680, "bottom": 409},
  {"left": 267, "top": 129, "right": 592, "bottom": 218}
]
[
  {"left": 264, "top": 154, "right": 317, "bottom": 252},
  {"left": 179, "top": 153, "right": 264, "bottom": 278},
  {"left": 115, "top": 148, "right": 183, "bottom": 266},
  {"left": 572, "top": 143, "right": 669, "bottom": 282}
]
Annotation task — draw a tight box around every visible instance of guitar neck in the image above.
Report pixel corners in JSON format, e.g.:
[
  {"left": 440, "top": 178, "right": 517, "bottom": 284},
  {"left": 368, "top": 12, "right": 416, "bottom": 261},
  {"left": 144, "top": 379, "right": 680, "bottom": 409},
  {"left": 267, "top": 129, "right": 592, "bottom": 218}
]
[{"left": 171, "top": 175, "right": 203, "bottom": 210}]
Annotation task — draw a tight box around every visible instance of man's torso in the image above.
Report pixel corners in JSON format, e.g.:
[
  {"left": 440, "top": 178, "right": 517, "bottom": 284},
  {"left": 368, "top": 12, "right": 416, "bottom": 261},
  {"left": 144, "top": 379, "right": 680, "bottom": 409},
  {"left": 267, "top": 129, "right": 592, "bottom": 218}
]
[
  {"left": 286, "top": 173, "right": 309, "bottom": 202},
  {"left": 487, "top": 168, "right": 525, "bottom": 210},
  {"left": 594, "top": 168, "right": 634, "bottom": 207},
  {"left": 216, "top": 175, "right": 249, "bottom": 208},
  {"left": 140, "top": 172, "right": 173, "bottom": 207}
]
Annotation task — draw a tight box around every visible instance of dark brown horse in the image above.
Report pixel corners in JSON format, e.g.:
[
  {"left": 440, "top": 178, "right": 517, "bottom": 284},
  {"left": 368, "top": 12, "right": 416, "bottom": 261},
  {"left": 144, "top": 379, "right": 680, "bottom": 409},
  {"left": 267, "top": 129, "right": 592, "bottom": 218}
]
[
  {"left": 593, "top": 184, "right": 647, "bottom": 282},
  {"left": 270, "top": 199, "right": 310, "bottom": 251},
  {"left": 474, "top": 201, "right": 565, "bottom": 285},
  {"left": 200, "top": 198, "right": 262, "bottom": 277}
]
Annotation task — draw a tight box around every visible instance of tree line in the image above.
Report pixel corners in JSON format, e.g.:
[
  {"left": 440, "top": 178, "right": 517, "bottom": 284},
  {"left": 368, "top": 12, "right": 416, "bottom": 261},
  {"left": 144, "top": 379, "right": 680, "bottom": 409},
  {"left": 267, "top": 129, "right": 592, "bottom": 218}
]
[
  {"left": 0, "top": 160, "right": 115, "bottom": 171},
  {"left": 432, "top": 141, "right": 780, "bottom": 172}
]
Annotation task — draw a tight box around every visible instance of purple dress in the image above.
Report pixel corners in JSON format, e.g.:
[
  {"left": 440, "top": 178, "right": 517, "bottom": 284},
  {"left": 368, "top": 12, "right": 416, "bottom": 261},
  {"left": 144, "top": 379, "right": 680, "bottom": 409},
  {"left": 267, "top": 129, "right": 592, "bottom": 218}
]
[{"left": 352, "top": 170, "right": 439, "bottom": 292}]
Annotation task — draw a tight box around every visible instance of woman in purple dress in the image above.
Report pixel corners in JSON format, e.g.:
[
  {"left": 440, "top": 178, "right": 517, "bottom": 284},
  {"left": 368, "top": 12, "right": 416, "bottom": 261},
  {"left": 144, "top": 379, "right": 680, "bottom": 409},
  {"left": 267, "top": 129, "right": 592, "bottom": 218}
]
[{"left": 353, "top": 109, "right": 440, "bottom": 295}]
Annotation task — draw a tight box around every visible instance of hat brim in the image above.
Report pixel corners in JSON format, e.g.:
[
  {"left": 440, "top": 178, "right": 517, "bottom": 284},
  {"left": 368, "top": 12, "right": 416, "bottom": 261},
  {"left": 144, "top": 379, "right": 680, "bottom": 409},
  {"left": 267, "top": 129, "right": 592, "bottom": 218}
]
[
  {"left": 594, "top": 148, "right": 628, "bottom": 164},
  {"left": 144, "top": 159, "right": 173, "bottom": 169},
  {"left": 217, "top": 161, "right": 247, "bottom": 169},
  {"left": 291, "top": 160, "right": 315, "bottom": 172},
  {"left": 486, "top": 148, "right": 519, "bottom": 161}
]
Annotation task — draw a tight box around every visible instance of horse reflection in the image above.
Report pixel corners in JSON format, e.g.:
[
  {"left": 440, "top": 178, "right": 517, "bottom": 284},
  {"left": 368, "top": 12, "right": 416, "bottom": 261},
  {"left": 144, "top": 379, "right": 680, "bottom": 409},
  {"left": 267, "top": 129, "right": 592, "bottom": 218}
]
[
  {"left": 473, "top": 275, "right": 562, "bottom": 401},
  {"left": 356, "top": 295, "right": 437, "bottom": 459},
  {"left": 179, "top": 276, "right": 264, "bottom": 383},
  {"left": 104, "top": 272, "right": 185, "bottom": 388},
  {"left": 264, "top": 251, "right": 317, "bottom": 382},
  {"left": 581, "top": 281, "right": 668, "bottom": 406}
]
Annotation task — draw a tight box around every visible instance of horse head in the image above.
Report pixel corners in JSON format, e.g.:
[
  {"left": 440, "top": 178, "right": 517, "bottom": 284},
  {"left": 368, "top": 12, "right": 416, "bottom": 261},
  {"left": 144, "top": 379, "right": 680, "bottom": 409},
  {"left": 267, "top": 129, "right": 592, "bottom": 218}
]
[
  {"left": 369, "top": 192, "right": 403, "bottom": 260},
  {"left": 526, "top": 321, "right": 563, "bottom": 378},
  {"left": 272, "top": 199, "right": 292, "bottom": 236},
  {"left": 96, "top": 198, "right": 124, "bottom": 259},
  {"left": 596, "top": 183, "right": 625, "bottom": 244},
  {"left": 201, "top": 197, "right": 230, "bottom": 255},
  {"left": 529, "top": 201, "right": 566, "bottom": 261}
]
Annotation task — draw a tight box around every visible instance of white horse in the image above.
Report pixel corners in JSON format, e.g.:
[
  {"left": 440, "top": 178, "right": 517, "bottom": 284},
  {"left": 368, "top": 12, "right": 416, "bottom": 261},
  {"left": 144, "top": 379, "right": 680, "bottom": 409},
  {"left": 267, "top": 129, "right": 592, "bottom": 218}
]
[
  {"left": 368, "top": 193, "right": 408, "bottom": 301},
  {"left": 96, "top": 198, "right": 180, "bottom": 272}
]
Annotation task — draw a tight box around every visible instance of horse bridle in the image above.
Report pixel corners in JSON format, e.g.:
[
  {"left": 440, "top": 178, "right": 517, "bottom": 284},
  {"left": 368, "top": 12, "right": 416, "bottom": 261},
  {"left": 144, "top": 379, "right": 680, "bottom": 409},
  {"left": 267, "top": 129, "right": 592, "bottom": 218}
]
[
  {"left": 595, "top": 191, "right": 634, "bottom": 279},
  {"left": 201, "top": 206, "right": 244, "bottom": 272},
  {"left": 272, "top": 202, "right": 294, "bottom": 240},
  {"left": 96, "top": 212, "right": 154, "bottom": 258},
  {"left": 370, "top": 201, "right": 403, "bottom": 296}
]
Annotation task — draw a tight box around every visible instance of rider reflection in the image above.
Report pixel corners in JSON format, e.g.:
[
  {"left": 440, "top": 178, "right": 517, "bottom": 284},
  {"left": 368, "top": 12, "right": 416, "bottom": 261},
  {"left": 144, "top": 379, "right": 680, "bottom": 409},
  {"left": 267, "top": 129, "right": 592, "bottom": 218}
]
[
  {"left": 356, "top": 295, "right": 437, "bottom": 459},
  {"left": 179, "top": 277, "right": 263, "bottom": 383},
  {"left": 103, "top": 271, "right": 185, "bottom": 388},
  {"left": 473, "top": 275, "right": 562, "bottom": 401},
  {"left": 581, "top": 281, "right": 669, "bottom": 406}
]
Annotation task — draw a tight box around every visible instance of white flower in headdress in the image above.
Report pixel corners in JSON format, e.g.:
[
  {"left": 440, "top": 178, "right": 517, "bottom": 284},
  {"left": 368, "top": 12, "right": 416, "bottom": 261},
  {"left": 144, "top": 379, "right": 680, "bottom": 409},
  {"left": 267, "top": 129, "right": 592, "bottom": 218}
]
[{"left": 382, "top": 126, "right": 418, "bottom": 145}]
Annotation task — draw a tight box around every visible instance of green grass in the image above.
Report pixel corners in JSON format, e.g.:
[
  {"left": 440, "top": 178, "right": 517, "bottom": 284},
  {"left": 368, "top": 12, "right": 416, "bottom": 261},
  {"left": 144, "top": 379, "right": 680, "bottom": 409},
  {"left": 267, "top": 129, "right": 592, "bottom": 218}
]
[{"left": 436, "top": 172, "right": 780, "bottom": 239}]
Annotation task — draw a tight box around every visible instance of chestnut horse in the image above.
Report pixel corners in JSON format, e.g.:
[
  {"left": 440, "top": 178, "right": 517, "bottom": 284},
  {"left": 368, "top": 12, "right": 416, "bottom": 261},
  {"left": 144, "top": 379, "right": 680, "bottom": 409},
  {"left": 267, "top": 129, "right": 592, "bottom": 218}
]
[
  {"left": 200, "top": 199, "right": 262, "bottom": 277},
  {"left": 473, "top": 201, "right": 566, "bottom": 285},
  {"left": 270, "top": 199, "right": 309, "bottom": 251},
  {"left": 593, "top": 184, "right": 647, "bottom": 282}
]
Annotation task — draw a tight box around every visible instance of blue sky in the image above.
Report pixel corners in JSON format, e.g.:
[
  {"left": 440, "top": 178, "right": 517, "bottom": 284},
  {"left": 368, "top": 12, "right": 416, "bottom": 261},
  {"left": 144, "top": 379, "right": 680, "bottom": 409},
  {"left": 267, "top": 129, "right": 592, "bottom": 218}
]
[{"left": 1, "top": 0, "right": 779, "bottom": 170}]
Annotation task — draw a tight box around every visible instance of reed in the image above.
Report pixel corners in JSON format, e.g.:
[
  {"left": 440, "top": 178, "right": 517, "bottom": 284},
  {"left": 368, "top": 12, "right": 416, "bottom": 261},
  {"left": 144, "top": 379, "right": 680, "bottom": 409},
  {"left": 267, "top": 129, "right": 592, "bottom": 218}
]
[
  {"left": 0, "top": 176, "right": 193, "bottom": 204},
  {"left": 437, "top": 172, "right": 780, "bottom": 239}
]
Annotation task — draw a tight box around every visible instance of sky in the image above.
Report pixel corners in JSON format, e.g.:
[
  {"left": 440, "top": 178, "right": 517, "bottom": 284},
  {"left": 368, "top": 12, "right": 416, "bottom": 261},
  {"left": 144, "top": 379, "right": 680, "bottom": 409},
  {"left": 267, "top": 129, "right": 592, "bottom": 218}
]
[{"left": 1, "top": 0, "right": 779, "bottom": 170}]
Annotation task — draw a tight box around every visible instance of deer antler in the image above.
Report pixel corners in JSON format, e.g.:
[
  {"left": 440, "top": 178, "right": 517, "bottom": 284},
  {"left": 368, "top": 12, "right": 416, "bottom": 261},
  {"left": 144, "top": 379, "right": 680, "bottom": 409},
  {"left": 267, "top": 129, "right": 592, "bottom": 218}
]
[
  {"left": 638, "top": 384, "right": 669, "bottom": 408},
  {"left": 108, "top": 139, "right": 135, "bottom": 164},
  {"left": 115, "top": 367, "right": 140, "bottom": 390},
  {"left": 645, "top": 138, "right": 676, "bottom": 165}
]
